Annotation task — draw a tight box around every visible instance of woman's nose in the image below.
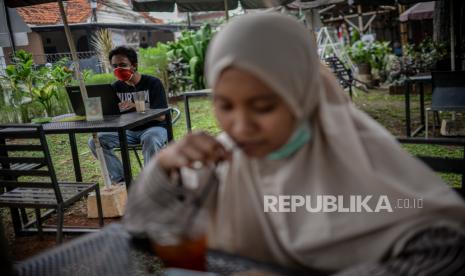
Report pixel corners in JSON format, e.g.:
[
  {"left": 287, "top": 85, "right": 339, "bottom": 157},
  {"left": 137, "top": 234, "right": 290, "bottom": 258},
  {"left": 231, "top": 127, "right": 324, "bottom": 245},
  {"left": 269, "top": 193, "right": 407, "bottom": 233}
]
[{"left": 231, "top": 110, "right": 256, "bottom": 137}]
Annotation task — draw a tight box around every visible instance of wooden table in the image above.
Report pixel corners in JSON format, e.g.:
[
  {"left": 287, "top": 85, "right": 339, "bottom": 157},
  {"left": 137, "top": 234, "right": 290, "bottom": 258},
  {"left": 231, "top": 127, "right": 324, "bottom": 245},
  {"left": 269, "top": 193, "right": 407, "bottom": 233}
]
[
  {"left": 404, "top": 73, "right": 431, "bottom": 137},
  {"left": 43, "top": 108, "right": 171, "bottom": 187},
  {"left": 15, "top": 223, "right": 317, "bottom": 276}
]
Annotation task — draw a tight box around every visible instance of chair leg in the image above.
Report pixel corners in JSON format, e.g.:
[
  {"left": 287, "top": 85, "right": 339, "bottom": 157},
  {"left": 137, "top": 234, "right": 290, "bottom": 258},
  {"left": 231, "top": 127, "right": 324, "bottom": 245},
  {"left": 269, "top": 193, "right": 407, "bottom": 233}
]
[
  {"left": 20, "top": 208, "right": 29, "bottom": 225},
  {"left": 56, "top": 205, "right": 64, "bottom": 244},
  {"left": 432, "top": 111, "right": 437, "bottom": 136},
  {"left": 425, "top": 109, "right": 429, "bottom": 138},
  {"left": 95, "top": 187, "right": 104, "bottom": 227},
  {"left": 435, "top": 111, "right": 441, "bottom": 129},
  {"left": 34, "top": 208, "right": 43, "bottom": 240},
  {"left": 10, "top": 208, "right": 23, "bottom": 236},
  {"left": 133, "top": 148, "right": 143, "bottom": 168}
]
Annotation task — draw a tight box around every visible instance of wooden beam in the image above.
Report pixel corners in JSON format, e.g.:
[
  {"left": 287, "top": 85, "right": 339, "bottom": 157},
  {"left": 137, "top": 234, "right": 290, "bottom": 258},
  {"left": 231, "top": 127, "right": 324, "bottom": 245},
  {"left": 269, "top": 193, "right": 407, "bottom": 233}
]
[
  {"left": 363, "top": 14, "right": 377, "bottom": 32},
  {"left": 344, "top": 18, "right": 360, "bottom": 32},
  {"left": 299, "top": 0, "right": 345, "bottom": 9},
  {"left": 224, "top": 0, "right": 229, "bottom": 21},
  {"left": 357, "top": 5, "right": 363, "bottom": 34},
  {"left": 398, "top": 4, "right": 408, "bottom": 49},
  {"left": 318, "top": 4, "right": 335, "bottom": 14},
  {"left": 323, "top": 10, "right": 391, "bottom": 23}
]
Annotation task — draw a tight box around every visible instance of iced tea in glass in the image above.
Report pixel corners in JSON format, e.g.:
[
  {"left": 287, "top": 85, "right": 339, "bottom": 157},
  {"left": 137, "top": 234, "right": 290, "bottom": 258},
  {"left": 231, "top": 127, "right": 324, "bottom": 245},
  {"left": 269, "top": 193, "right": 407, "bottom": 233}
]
[
  {"left": 152, "top": 234, "right": 207, "bottom": 271},
  {"left": 151, "top": 209, "right": 208, "bottom": 271}
]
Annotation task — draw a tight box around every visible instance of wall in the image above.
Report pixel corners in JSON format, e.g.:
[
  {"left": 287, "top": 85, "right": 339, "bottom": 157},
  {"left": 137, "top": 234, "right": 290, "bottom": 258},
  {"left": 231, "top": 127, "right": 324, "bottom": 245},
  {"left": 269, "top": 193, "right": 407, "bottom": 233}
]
[
  {"left": 39, "top": 29, "right": 89, "bottom": 53},
  {"left": 2, "top": 32, "right": 46, "bottom": 64},
  {"left": 148, "top": 30, "right": 175, "bottom": 46}
]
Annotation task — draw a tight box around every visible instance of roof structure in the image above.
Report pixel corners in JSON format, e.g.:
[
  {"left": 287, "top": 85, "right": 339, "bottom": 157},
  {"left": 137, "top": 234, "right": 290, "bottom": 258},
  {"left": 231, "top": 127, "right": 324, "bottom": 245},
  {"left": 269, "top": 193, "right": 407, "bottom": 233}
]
[{"left": 15, "top": 0, "right": 163, "bottom": 25}]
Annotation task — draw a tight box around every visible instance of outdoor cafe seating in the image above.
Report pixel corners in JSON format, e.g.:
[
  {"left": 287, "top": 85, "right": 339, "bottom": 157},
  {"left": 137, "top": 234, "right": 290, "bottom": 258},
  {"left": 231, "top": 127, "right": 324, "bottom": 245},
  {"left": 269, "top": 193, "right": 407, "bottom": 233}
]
[
  {"left": 0, "top": 124, "right": 104, "bottom": 244},
  {"left": 425, "top": 71, "right": 465, "bottom": 137}
]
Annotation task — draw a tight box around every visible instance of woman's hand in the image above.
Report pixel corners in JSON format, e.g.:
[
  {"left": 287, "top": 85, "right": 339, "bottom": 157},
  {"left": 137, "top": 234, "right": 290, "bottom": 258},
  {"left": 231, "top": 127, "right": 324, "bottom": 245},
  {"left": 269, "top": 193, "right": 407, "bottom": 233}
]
[{"left": 157, "top": 132, "right": 231, "bottom": 174}]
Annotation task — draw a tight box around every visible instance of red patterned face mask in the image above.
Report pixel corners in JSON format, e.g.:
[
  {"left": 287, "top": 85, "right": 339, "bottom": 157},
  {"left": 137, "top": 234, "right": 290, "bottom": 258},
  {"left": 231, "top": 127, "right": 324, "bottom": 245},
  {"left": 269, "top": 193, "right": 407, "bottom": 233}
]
[{"left": 114, "top": 67, "right": 134, "bottom": 82}]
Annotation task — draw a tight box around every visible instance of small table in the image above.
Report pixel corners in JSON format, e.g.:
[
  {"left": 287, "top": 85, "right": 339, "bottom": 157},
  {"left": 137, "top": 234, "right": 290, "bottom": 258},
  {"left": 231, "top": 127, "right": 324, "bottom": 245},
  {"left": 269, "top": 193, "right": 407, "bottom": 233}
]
[
  {"left": 182, "top": 89, "right": 212, "bottom": 132},
  {"left": 404, "top": 73, "right": 432, "bottom": 137},
  {"left": 16, "top": 223, "right": 315, "bottom": 276},
  {"left": 43, "top": 108, "right": 171, "bottom": 187}
]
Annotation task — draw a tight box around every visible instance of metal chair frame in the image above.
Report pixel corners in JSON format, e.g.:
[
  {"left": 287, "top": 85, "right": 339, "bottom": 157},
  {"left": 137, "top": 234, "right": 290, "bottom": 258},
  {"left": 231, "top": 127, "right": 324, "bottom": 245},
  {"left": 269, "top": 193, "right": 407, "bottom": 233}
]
[
  {"left": 0, "top": 124, "right": 104, "bottom": 243},
  {"left": 425, "top": 71, "right": 465, "bottom": 138}
]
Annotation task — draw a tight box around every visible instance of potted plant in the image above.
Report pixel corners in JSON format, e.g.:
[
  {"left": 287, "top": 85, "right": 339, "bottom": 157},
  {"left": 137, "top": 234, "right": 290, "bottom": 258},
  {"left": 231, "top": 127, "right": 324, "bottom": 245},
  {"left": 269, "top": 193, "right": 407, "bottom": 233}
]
[
  {"left": 384, "top": 54, "right": 406, "bottom": 95},
  {"left": 370, "top": 41, "right": 392, "bottom": 85},
  {"left": 346, "top": 40, "right": 372, "bottom": 75}
]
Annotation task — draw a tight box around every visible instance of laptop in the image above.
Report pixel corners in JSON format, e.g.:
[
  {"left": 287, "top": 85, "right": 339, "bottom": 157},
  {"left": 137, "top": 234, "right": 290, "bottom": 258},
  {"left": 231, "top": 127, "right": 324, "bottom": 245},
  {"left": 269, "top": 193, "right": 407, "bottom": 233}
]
[{"left": 66, "top": 84, "right": 134, "bottom": 116}]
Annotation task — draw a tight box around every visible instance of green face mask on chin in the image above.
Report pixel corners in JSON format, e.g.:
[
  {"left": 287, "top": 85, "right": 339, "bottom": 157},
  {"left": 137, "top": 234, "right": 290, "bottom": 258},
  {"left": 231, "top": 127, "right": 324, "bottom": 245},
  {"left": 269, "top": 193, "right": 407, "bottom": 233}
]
[{"left": 266, "top": 123, "right": 311, "bottom": 161}]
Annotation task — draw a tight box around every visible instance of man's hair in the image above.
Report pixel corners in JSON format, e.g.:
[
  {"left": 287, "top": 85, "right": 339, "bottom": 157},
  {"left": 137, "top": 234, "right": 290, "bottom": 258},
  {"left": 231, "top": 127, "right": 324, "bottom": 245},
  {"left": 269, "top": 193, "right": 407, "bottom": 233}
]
[{"left": 108, "top": 46, "right": 138, "bottom": 65}]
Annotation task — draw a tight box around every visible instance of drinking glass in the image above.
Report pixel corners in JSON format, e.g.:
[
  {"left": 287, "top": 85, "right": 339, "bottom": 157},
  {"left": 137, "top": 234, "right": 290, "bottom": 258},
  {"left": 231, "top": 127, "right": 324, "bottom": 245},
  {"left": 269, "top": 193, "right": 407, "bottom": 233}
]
[
  {"left": 84, "top": 97, "right": 103, "bottom": 121},
  {"left": 134, "top": 91, "right": 146, "bottom": 113}
]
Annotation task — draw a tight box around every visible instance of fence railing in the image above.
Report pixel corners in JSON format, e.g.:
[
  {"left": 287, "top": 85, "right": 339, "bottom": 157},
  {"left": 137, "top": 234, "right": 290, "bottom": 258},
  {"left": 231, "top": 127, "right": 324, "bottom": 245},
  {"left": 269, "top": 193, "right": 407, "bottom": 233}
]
[{"left": 0, "top": 51, "right": 105, "bottom": 73}]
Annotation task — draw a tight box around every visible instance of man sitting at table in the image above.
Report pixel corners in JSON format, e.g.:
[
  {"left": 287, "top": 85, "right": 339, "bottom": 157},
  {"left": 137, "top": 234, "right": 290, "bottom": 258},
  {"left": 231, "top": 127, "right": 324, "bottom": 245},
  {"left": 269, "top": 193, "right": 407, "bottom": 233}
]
[{"left": 88, "top": 46, "right": 168, "bottom": 185}]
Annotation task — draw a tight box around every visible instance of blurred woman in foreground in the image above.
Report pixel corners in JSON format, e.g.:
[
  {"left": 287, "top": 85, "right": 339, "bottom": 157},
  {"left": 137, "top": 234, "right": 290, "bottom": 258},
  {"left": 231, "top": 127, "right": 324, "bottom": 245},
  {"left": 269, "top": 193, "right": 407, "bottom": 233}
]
[{"left": 124, "top": 13, "right": 465, "bottom": 275}]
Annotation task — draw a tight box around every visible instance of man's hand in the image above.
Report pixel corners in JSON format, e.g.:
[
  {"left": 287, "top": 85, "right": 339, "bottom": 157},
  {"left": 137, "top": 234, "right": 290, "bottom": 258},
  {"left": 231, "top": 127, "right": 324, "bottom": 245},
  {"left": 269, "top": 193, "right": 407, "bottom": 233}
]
[
  {"left": 119, "top": 101, "right": 135, "bottom": 110},
  {"left": 155, "top": 114, "right": 166, "bottom": 121}
]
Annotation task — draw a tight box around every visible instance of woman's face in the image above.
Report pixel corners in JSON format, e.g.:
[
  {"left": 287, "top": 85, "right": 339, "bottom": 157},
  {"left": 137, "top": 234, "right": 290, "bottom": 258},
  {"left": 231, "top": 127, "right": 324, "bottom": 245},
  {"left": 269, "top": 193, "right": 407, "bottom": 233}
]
[{"left": 213, "top": 67, "right": 296, "bottom": 158}]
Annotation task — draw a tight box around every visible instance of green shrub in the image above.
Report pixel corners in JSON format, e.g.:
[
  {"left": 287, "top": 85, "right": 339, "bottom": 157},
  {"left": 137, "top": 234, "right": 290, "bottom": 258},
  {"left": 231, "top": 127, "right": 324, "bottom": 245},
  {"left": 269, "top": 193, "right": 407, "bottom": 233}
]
[
  {"left": 403, "top": 38, "right": 447, "bottom": 73},
  {"left": 167, "top": 24, "right": 215, "bottom": 91},
  {"left": 83, "top": 72, "right": 116, "bottom": 85},
  {"left": 0, "top": 50, "right": 73, "bottom": 121},
  {"left": 139, "top": 44, "right": 169, "bottom": 91}
]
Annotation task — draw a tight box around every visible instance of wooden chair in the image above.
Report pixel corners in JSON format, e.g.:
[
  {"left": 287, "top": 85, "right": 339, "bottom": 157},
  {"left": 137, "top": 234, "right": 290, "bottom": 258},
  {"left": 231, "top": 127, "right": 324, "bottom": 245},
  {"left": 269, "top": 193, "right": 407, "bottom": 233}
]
[{"left": 0, "top": 124, "right": 104, "bottom": 243}]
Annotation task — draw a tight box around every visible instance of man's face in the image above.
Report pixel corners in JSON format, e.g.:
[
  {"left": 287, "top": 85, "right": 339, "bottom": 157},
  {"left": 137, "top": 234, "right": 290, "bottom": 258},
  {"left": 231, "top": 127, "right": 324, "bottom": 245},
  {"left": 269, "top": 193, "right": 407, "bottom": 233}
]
[{"left": 110, "top": 54, "right": 136, "bottom": 71}]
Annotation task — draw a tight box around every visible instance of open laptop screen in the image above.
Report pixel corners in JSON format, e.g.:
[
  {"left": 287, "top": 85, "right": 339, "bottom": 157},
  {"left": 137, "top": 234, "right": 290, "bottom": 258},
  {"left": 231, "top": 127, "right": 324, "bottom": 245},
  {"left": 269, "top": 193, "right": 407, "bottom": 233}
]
[{"left": 66, "top": 84, "right": 123, "bottom": 116}]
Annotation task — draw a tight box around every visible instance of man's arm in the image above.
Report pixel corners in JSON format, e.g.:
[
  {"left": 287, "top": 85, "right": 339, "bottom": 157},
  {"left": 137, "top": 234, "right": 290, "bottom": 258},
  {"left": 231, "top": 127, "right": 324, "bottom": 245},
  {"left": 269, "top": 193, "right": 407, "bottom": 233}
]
[{"left": 112, "top": 81, "right": 136, "bottom": 110}]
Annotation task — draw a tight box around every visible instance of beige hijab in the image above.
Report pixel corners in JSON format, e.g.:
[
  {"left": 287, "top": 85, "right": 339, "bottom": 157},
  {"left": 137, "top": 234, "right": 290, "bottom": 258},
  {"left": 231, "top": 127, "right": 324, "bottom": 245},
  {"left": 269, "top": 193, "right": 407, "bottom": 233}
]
[{"left": 201, "top": 12, "right": 465, "bottom": 272}]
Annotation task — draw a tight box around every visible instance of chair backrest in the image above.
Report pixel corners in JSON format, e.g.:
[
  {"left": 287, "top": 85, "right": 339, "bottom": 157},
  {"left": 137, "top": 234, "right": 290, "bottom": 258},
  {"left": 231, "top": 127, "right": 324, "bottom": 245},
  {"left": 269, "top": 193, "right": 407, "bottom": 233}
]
[
  {"left": 165, "top": 107, "right": 181, "bottom": 142},
  {"left": 324, "top": 56, "right": 352, "bottom": 89},
  {"left": 0, "top": 124, "right": 63, "bottom": 203},
  {"left": 431, "top": 71, "right": 465, "bottom": 111}
]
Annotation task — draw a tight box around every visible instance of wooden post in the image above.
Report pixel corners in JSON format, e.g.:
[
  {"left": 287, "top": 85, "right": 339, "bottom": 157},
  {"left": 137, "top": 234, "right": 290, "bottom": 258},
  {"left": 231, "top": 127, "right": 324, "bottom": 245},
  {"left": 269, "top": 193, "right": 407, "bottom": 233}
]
[
  {"left": 357, "top": 5, "right": 363, "bottom": 35},
  {"left": 398, "top": 4, "right": 408, "bottom": 49},
  {"left": 450, "top": 0, "right": 455, "bottom": 71},
  {"left": 57, "top": 0, "right": 88, "bottom": 100},
  {"left": 224, "top": 0, "right": 229, "bottom": 21},
  {"left": 3, "top": 2, "right": 16, "bottom": 54}
]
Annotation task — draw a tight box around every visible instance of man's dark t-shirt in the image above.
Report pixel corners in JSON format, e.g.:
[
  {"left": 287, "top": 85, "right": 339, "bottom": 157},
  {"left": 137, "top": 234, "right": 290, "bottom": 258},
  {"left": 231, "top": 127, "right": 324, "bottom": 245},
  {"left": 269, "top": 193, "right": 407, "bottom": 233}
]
[{"left": 112, "top": 74, "right": 168, "bottom": 131}]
